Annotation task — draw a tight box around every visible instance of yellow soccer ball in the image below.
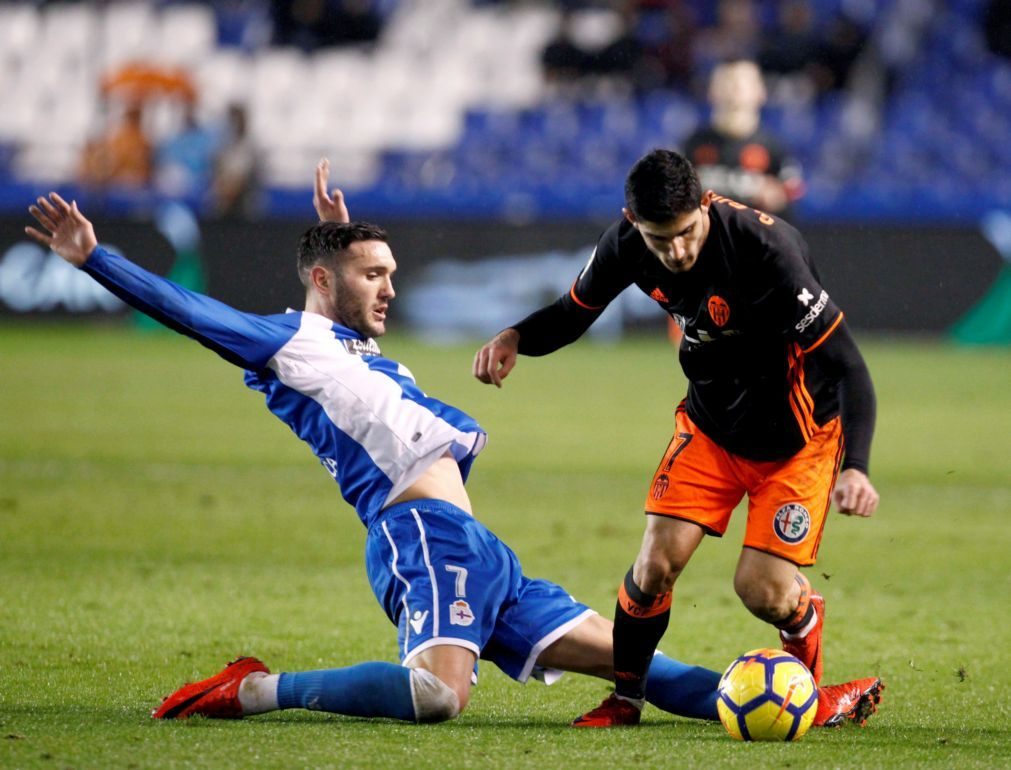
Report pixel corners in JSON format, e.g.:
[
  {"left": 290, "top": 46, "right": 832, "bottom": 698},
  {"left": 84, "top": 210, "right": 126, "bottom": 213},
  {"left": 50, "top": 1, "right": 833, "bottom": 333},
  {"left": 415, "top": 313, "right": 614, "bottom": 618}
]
[{"left": 716, "top": 648, "right": 818, "bottom": 741}]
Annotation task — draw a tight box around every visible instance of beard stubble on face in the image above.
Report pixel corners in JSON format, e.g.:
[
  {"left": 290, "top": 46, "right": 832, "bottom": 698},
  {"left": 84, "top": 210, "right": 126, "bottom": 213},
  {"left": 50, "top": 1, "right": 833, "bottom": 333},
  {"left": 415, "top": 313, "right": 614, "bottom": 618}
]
[{"left": 333, "top": 279, "right": 386, "bottom": 338}]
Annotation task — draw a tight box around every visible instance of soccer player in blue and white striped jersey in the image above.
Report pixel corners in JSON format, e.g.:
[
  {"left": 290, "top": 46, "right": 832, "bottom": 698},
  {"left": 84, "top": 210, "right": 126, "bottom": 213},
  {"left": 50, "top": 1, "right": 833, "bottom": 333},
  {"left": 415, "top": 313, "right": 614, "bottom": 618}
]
[{"left": 24, "top": 162, "right": 877, "bottom": 728}]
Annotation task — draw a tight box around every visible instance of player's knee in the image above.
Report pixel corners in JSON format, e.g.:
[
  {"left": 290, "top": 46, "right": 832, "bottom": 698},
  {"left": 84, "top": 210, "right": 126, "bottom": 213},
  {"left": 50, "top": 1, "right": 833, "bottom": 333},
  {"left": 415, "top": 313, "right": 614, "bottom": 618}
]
[
  {"left": 635, "top": 552, "right": 684, "bottom": 594},
  {"left": 409, "top": 668, "right": 463, "bottom": 723},
  {"left": 734, "top": 576, "right": 792, "bottom": 622}
]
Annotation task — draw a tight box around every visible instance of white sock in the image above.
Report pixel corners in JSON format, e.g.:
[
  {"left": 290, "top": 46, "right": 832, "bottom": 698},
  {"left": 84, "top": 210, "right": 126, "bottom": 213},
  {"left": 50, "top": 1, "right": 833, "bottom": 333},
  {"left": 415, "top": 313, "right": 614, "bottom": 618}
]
[
  {"left": 237, "top": 672, "right": 280, "bottom": 715},
  {"left": 614, "top": 693, "right": 646, "bottom": 711}
]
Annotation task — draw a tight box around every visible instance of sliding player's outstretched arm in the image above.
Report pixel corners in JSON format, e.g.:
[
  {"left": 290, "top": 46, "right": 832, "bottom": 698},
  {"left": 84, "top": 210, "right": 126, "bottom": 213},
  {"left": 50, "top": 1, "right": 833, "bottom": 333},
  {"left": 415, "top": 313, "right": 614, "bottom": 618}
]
[
  {"left": 26, "top": 193, "right": 96, "bottom": 267},
  {"left": 26, "top": 192, "right": 293, "bottom": 371}
]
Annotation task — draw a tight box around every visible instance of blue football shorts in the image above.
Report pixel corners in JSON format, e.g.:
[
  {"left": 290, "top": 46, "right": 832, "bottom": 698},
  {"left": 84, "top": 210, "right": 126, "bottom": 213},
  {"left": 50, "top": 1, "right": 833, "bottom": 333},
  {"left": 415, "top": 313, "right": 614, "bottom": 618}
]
[{"left": 365, "top": 499, "right": 595, "bottom": 683}]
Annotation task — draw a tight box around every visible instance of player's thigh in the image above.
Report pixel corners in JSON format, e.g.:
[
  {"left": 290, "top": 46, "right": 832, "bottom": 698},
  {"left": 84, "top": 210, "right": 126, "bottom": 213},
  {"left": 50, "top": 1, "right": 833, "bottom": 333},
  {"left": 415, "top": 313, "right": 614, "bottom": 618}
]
[
  {"left": 535, "top": 613, "right": 614, "bottom": 680},
  {"left": 480, "top": 576, "right": 595, "bottom": 685},
  {"left": 635, "top": 514, "right": 707, "bottom": 588},
  {"left": 733, "top": 547, "right": 799, "bottom": 606}
]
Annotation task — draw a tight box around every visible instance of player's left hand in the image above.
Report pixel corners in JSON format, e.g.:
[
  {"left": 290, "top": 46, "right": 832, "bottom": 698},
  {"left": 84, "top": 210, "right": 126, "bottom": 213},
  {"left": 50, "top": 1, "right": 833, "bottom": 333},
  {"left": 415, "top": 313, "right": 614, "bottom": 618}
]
[
  {"left": 473, "top": 329, "right": 520, "bottom": 388},
  {"left": 832, "top": 468, "right": 878, "bottom": 517},
  {"left": 313, "top": 157, "right": 350, "bottom": 223},
  {"left": 25, "top": 193, "right": 98, "bottom": 267}
]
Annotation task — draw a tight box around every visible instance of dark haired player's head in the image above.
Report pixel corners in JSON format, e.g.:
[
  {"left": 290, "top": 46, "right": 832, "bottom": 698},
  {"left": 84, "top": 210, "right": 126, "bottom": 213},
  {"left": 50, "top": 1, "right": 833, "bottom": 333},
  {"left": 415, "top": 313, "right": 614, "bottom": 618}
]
[
  {"left": 297, "top": 221, "right": 388, "bottom": 288},
  {"left": 297, "top": 220, "right": 396, "bottom": 338},
  {"left": 624, "top": 149, "right": 703, "bottom": 224}
]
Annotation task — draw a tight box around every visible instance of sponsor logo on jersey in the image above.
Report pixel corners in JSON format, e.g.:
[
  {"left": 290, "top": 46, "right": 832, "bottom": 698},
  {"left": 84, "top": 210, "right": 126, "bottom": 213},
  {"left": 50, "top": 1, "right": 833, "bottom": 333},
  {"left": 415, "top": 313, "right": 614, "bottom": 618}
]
[
  {"left": 795, "top": 290, "right": 829, "bottom": 332},
  {"left": 773, "top": 503, "right": 811, "bottom": 544},
  {"left": 797, "top": 288, "right": 815, "bottom": 306},
  {"left": 707, "top": 295, "right": 731, "bottom": 327},
  {"left": 650, "top": 287, "right": 670, "bottom": 303},
  {"left": 448, "top": 600, "right": 475, "bottom": 627},
  {"left": 409, "top": 609, "right": 429, "bottom": 635},
  {"left": 342, "top": 337, "right": 381, "bottom": 356}
]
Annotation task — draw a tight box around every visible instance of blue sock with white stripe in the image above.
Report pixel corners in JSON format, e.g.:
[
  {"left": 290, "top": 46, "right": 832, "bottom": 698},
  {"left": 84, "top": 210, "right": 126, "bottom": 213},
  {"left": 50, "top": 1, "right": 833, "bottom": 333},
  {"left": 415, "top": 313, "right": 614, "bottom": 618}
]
[
  {"left": 644, "top": 652, "right": 720, "bottom": 720},
  {"left": 276, "top": 662, "right": 415, "bottom": 721}
]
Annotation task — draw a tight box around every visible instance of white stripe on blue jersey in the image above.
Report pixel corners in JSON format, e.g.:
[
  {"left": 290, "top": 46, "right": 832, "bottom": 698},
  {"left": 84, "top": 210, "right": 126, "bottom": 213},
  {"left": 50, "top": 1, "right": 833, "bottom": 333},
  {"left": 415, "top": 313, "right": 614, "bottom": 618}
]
[{"left": 83, "top": 246, "right": 487, "bottom": 528}]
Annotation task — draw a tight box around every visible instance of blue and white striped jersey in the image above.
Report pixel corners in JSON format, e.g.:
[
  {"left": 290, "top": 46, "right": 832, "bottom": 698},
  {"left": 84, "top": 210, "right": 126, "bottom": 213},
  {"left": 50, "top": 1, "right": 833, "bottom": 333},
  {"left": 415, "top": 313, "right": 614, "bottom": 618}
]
[{"left": 83, "top": 246, "right": 487, "bottom": 528}]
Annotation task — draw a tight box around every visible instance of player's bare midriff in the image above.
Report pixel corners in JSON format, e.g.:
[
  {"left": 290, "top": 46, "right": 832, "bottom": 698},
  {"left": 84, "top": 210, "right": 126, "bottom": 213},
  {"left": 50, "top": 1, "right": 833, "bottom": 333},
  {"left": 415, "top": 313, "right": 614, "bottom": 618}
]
[{"left": 387, "top": 453, "right": 473, "bottom": 514}]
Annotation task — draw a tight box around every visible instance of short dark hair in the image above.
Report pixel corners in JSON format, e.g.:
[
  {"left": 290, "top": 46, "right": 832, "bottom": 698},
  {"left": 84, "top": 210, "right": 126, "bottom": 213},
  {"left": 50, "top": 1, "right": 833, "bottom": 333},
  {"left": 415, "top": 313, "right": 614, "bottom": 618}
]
[
  {"left": 296, "top": 221, "right": 388, "bottom": 287},
  {"left": 624, "top": 149, "right": 702, "bottom": 223}
]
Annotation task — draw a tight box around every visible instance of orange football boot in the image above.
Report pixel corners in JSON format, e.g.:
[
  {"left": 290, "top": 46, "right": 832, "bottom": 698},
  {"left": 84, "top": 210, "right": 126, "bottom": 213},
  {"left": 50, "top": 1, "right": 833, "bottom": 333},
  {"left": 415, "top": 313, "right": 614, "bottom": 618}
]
[
  {"left": 813, "top": 677, "right": 884, "bottom": 727},
  {"left": 152, "top": 657, "right": 269, "bottom": 719},
  {"left": 572, "top": 693, "right": 643, "bottom": 727}
]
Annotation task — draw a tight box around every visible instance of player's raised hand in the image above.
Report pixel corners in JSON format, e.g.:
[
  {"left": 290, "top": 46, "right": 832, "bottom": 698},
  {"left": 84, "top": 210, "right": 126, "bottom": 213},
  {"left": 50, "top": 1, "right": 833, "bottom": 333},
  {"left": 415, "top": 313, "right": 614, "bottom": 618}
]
[
  {"left": 832, "top": 468, "right": 879, "bottom": 517},
  {"left": 473, "top": 329, "right": 520, "bottom": 388},
  {"left": 313, "top": 158, "right": 350, "bottom": 223},
  {"left": 25, "top": 193, "right": 98, "bottom": 267}
]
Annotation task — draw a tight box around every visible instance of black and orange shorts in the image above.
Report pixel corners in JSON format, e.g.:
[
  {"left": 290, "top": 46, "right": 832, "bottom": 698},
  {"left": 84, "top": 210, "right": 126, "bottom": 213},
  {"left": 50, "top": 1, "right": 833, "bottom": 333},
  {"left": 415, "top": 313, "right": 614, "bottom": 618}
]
[{"left": 644, "top": 406, "right": 844, "bottom": 566}]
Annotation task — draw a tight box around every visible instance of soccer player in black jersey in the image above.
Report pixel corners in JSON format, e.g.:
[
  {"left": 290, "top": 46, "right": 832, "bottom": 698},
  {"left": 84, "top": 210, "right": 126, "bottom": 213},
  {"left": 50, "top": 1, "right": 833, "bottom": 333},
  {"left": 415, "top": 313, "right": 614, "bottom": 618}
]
[
  {"left": 683, "top": 59, "right": 804, "bottom": 219},
  {"left": 474, "top": 149, "right": 881, "bottom": 727}
]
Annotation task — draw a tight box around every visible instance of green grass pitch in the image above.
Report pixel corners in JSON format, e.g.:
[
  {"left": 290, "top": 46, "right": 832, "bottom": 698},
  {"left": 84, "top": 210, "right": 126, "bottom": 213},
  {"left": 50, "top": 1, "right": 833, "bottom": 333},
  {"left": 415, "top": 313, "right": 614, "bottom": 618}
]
[{"left": 1, "top": 324, "right": 1009, "bottom": 768}]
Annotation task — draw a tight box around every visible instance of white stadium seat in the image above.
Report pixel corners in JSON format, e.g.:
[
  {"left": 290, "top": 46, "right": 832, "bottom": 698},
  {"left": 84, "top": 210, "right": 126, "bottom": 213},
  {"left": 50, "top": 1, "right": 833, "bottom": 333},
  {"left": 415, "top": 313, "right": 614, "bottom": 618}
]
[
  {"left": 98, "top": 2, "right": 158, "bottom": 71},
  {"left": 158, "top": 4, "right": 217, "bottom": 66},
  {"left": 2, "top": 0, "right": 561, "bottom": 188}
]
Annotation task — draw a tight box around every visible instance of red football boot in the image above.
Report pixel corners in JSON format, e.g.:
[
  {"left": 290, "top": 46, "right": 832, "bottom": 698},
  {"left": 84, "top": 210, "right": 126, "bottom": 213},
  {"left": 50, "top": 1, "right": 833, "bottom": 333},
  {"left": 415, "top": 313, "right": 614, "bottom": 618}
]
[
  {"left": 813, "top": 677, "right": 884, "bottom": 727},
  {"left": 572, "top": 693, "right": 643, "bottom": 727},
  {"left": 152, "top": 657, "right": 269, "bottom": 719},
  {"left": 781, "top": 592, "right": 825, "bottom": 684}
]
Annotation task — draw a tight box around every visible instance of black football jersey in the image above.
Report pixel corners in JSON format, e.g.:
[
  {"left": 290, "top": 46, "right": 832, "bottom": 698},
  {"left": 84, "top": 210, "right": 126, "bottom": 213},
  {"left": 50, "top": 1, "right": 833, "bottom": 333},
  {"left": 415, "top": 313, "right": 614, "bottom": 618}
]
[{"left": 569, "top": 197, "right": 843, "bottom": 461}]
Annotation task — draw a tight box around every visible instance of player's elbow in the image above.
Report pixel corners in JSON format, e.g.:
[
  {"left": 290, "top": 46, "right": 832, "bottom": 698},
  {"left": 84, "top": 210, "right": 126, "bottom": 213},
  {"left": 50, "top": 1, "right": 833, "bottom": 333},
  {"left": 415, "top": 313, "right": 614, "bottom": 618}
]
[{"left": 410, "top": 668, "right": 465, "bottom": 723}]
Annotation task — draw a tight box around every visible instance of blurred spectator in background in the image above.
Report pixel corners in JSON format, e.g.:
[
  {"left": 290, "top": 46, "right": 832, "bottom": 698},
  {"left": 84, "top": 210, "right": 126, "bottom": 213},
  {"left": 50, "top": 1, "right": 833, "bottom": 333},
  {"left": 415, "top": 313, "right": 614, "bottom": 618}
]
[
  {"left": 758, "top": 0, "right": 820, "bottom": 80},
  {"left": 78, "top": 102, "right": 152, "bottom": 189},
  {"left": 541, "top": 5, "right": 642, "bottom": 97},
  {"left": 589, "top": 4, "right": 644, "bottom": 86},
  {"left": 682, "top": 60, "right": 804, "bottom": 218},
  {"left": 272, "top": 0, "right": 383, "bottom": 51},
  {"left": 155, "top": 101, "right": 221, "bottom": 204},
  {"left": 212, "top": 103, "right": 260, "bottom": 218},
  {"left": 985, "top": 0, "right": 1011, "bottom": 59},
  {"left": 693, "top": 0, "right": 760, "bottom": 73},
  {"left": 541, "top": 9, "right": 593, "bottom": 86},
  {"left": 632, "top": 0, "right": 697, "bottom": 92},
  {"left": 541, "top": 2, "right": 697, "bottom": 97},
  {"left": 806, "top": 11, "right": 868, "bottom": 93}
]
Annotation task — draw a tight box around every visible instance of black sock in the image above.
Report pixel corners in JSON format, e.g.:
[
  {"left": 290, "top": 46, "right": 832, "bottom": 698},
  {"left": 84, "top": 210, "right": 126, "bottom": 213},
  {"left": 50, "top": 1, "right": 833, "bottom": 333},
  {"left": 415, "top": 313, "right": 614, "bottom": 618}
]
[{"left": 612, "top": 567, "right": 672, "bottom": 701}]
